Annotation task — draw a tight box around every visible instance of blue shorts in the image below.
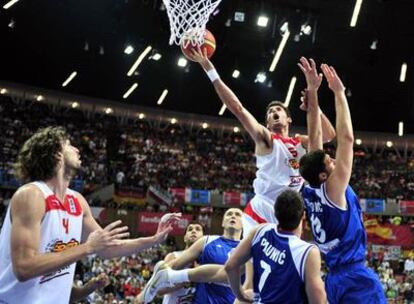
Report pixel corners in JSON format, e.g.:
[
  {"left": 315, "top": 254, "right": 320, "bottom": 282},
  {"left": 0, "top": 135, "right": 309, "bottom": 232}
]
[{"left": 325, "top": 263, "right": 386, "bottom": 304}]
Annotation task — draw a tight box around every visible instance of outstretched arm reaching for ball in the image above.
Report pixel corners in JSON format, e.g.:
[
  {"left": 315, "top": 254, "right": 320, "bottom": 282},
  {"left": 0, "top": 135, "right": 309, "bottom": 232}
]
[{"left": 189, "top": 47, "right": 272, "bottom": 153}]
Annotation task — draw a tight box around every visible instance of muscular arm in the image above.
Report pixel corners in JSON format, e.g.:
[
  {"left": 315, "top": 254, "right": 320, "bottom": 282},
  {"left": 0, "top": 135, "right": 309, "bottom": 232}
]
[
  {"left": 306, "top": 89, "right": 323, "bottom": 151},
  {"left": 304, "top": 247, "right": 327, "bottom": 304},
  {"left": 10, "top": 186, "right": 92, "bottom": 282},
  {"left": 168, "top": 237, "right": 205, "bottom": 270},
  {"left": 191, "top": 49, "right": 271, "bottom": 149},
  {"left": 322, "top": 65, "right": 354, "bottom": 208},
  {"left": 79, "top": 194, "right": 172, "bottom": 258},
  {"left": 320, "top": 112, "right": 336, "bottom": 143},
  {"left": 297, "top": 57, "right": 334, "bottom": 150},
  {"left": 224, "top": 228, "right": 256, "bottom": 302},
  {"left": 211, "top": 77, "right": 271, "bottom": 147}
]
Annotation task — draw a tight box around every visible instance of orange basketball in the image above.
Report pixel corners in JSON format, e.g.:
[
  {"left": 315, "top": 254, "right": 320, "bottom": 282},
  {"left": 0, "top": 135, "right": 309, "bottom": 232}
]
[{"left": 180, "top": 29, "right": 216, "bottom": 61}]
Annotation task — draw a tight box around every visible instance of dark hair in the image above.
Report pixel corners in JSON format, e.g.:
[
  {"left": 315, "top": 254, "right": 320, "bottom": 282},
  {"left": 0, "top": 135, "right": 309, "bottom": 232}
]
[
  {"left": 14, "top": 126, "right": 69, "bottom": 182},
  {"left": 265, "top": 101, "right": 291, "bottom": 124},
  {"left": 186, "top": 221, "right": 205, "bottom": 235},
  {"left": 275, "top": 190, "right": 304, "bottom": 230},
  {"left": 299, "top": 149, "right": 327, "bottom": 188}
]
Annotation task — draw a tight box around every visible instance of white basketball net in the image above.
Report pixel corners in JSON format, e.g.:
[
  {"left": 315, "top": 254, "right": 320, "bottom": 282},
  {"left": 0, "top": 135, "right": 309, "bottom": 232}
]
[{"left": 162, "top": 0, "right": 222, "bottom": 46}]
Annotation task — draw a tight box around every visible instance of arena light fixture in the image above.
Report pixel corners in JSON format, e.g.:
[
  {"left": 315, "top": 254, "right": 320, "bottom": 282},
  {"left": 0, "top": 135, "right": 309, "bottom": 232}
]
[
  {"left": 233, "top": 126, "right": 240, "bottom": 133},
  {"left": 0, "top": 88, "right": 7, "bottom": 94},
  {"left": 386, "top": 141, "right": 393, "bottom": 148},
  {"left": 127, "top": 45, "right": 152, "bottom": 76},
  {"left": 218, "top": 104, "right": 226, "bottom": 116},
  {"left": 177, "top": 57, "right": 188, "bottom": 67},
  {"left": 398, "top": 122, "right": 404, "bottom": 136},
  {"left": 370, "top": 39, "right": 378, "bottom": 50},
  {"left": 350, "top": 0, "right": 363, "bottom": 27},
  {"left": 301, "top": 24, "right": 312, "bottom": 35},
  {"left": 284, "top": 76, "right": 297, "bottom": 107},
  {"left": 257, "top": 16, "right": 269, "bottom": 27},
  {"left": 234, "top": 12, "right": 245, "bottom": 22},
  {"left": 3, "top": 0, "right": 19, "bottom": 9},
  {"left": 71, "top": 102, "right": 79, "bottom": 109},
  {"left": 62, "top": 71, "right": 77, "bottom": 87},
  {"left": 171, "top": 118, "right": 177, "bottom": 124},
  {"left": 138, "top": 113, "right": 145, "bottom": 119},
  {"left": 123, "top": 83, "right": 138, "bottom": 99},
  {"left": 255, "top": 72, "right": 267, "bottom": 83},
  {"left": 36, "top": 95, "right": 44, "bottom": 101},
  {"left": 152, "top": 53, "right": 162, "bottom": 61},
  {"left": 157, "top": 89, "right": 169, "bottom": 105},
  {"left": 105, "top": 108, "right": 113, "bottom": 115},
  {"left": 269, "top": 27, "right": 290, "bottom": 72},
  {"left": 124, "top": 45, "right": 134, "bottom": 55},
  {"left": 232, "top": 70, "right": 240, "bottom": 78},
  {"left": 355, "top": 139, "right": 362, "bottom": 145},
  {"left": 202, "top": 122, "right": 209, "bottom": 129},
  {"left": 400, "top": 63, "right": 407, "bottom": 82}
]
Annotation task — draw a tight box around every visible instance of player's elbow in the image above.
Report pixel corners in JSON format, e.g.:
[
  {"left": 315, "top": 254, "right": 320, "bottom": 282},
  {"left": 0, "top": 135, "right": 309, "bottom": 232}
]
[
  {"left": 342, "top": 133, "right": 354, "bottom": 144},
  {"left": 13, "top": 264, "right": 33, "bottom": 282},
  {"left": 307, "top": 285, "right": 327, "bottom": 304},
  {"left": 323, "top": 130, "right": 336, "bottom": 143},
  {"left": 223, "top": 260, "right": 237, "bottom": 273},
  {"left": 228, "top": 103, "right": 244, "bottom": 118}
]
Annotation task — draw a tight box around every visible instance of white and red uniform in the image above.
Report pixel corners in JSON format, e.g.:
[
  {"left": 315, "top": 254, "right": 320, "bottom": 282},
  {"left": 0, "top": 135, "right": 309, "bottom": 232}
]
[
  {"left": 0, "top": 181, "right": 83, "bottom": 304},
  {"left": 243, "top": 134, "right": 306, "bottom": 235}
]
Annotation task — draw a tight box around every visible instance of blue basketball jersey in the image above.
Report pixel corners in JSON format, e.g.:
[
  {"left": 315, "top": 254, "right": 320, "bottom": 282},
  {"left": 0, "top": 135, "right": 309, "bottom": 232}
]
[
  {"left": 301, "top": 182, "right": 366, "bottom": 270},
  {"left": 251, "top": 224, "right": 315, "bottom": 304},
  {"left": 193, "top": 235, "right": 239, "bottom": 304}
]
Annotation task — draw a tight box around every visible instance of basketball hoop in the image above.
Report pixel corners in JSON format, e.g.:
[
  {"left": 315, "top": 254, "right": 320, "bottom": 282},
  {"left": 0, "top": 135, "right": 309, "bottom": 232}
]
[{"left": 162, "top": 0, "right": 222, "bottom": 46}]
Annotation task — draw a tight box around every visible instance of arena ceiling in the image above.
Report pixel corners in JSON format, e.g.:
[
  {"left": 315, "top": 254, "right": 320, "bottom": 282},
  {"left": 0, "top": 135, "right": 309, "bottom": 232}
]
[{"left": 0, "top": 0, "right": 413, "bottom": 134}]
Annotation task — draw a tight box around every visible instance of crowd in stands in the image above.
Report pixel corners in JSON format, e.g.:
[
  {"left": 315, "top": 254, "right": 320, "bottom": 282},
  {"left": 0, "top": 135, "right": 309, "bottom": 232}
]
[{"left": 1, "top": 96, "right": 414, "bottom": 202}]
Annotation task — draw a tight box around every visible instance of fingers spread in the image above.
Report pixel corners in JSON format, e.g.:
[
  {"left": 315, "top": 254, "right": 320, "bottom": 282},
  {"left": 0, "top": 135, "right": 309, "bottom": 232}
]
[
  {"left": 111, "top": 232, "right": 130, "bottom": 240},
  {"left": 104, "top": 220, "right": 123, "bottom": 231},
  {"left": 108, "top": 226, "right": 129, "bottom": 236}
]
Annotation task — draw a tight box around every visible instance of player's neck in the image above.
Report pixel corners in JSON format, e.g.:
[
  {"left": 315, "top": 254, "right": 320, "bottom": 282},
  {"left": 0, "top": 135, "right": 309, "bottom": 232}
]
[
  {"left": 45, "top": 169, "right": 71, "bottom": 202},
  {"left": 222, "top": 228, "right": 242, "bottom": 241},
  {"left": 271, "top": 126, "right": 289, "bottom": 138},
  {"left": 278, "top": 225, "right": 302, "bottom": 238}
]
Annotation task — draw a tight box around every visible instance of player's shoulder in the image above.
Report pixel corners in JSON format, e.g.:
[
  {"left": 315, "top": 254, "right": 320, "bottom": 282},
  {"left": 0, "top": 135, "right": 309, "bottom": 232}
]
[
  {"left": 12, "top": 183, "right": 44, "bottom": 203},
  {"left": 251, "top": 223, "right": 276, "bottom": 244},
  {"left": 10, "top": 183, "right": 46, "bottom": 219}
]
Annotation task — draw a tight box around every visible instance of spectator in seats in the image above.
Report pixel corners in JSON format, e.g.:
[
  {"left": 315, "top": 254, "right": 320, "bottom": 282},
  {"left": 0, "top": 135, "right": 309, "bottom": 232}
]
[{"left": 404, "top": 257, "right": 414, "bottom": 274}]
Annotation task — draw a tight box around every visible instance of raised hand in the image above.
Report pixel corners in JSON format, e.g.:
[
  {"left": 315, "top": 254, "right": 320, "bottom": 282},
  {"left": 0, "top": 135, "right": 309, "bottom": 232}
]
[
  {"left": 153, "top": 213, "right": 182, "bottom": 243},
  {"left": 321, "top": 64, "right": 345, "bottom": 93},
  {"left": 298, "top": 57, "right": 323, "bottom": 91},
  {"left": 85, "top": 220, "right": 129, "bottom": 254},
  {"left": 189, "top": 47, "right": 214, "bottom": 71}
]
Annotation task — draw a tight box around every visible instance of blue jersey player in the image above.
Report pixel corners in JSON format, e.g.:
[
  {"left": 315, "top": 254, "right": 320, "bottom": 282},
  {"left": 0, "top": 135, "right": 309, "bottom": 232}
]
[
  {"left": 143, "top": 208, "right": 243, "bottom": 304},
  {"left": 298, "top": 61, "right": 386, "bottom": 303},
  {"left": 225, "top": 189, "right": 326, "bottom": 304}
]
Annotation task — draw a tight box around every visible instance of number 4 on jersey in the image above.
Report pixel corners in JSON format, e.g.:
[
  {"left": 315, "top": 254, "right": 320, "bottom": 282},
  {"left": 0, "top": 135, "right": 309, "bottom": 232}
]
[{"left": 62, "top": 218, "right": 69, "bottom": 234}]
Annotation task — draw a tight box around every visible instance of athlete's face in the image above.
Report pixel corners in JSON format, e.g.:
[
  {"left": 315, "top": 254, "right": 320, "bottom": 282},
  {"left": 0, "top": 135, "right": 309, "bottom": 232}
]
[
  {"left": 184, "top": 224, "right": 204, "bottom": 246},
  {"left": 222, "top": 208, "right": 243, "bottom": 231},
  {"left": 62, "top": 140, "right": 81, "bottom": 170},
  {"left": 266, "top": 105, "right": 292, "bottom": 131}
]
